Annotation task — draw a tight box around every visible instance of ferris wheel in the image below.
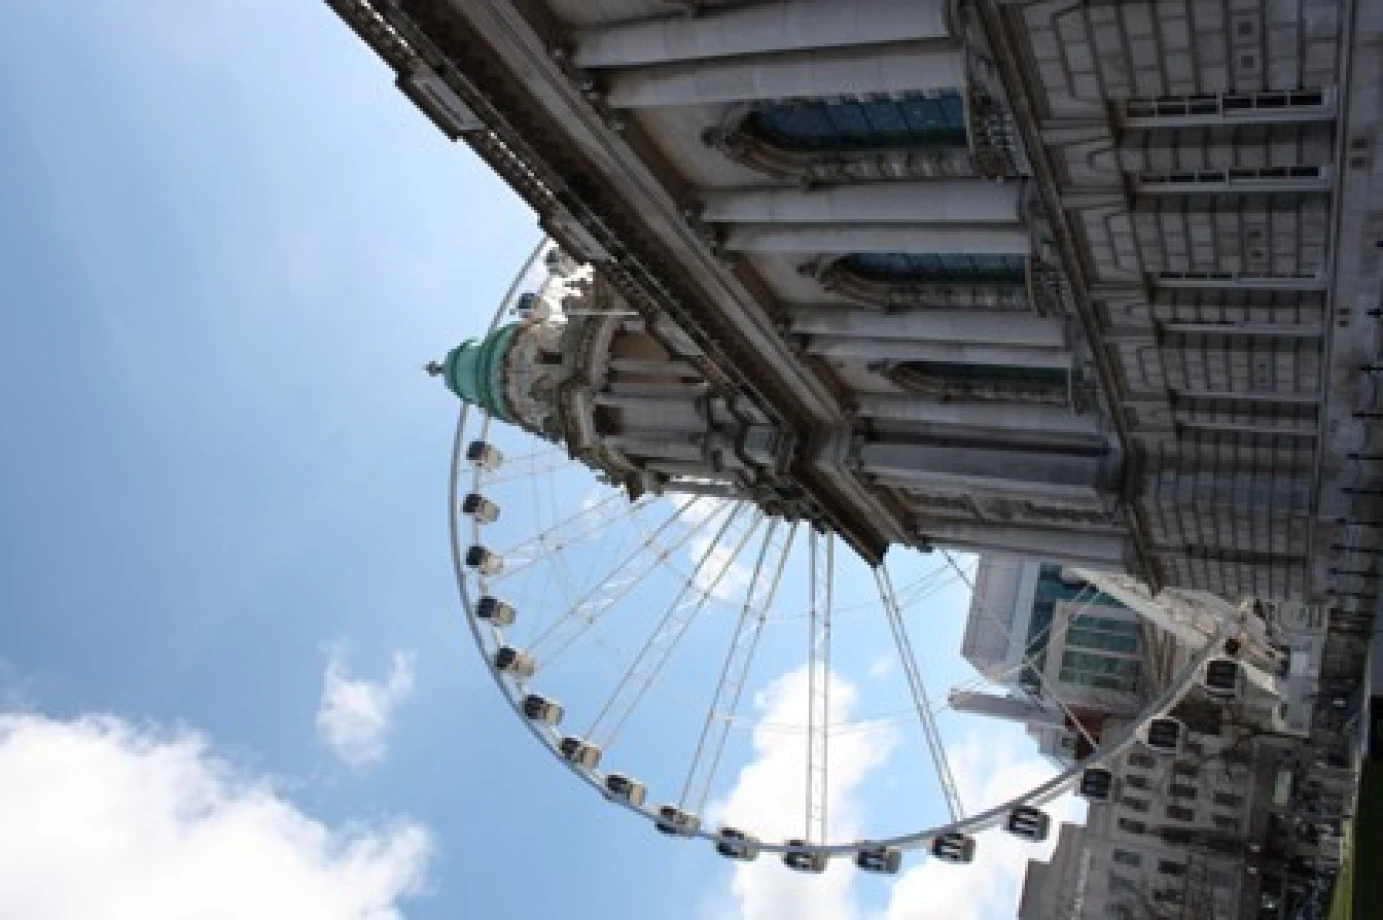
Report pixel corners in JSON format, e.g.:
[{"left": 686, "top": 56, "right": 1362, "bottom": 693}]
[{"left": 444, "top": 239, "right": 1254, "bottom": 872}]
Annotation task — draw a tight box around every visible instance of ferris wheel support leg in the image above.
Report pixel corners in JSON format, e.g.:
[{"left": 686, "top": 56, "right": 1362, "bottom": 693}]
[{"left": 1067, "top": 568, "right": 1240, "bottom": 649}]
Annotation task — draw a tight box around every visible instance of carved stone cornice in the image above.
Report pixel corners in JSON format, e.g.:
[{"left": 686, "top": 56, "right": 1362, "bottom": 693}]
[
  {"left": 702, "top": 104, "right": 977, "bottom": 187},
  {"left": 799, "top": 256, "right": 1034, "bottom": 313},
  {"left": 882, "top": 361, "right": 1070, "bottom": 406},
  {"left": 966, "top": 84, "right": 1025, "bottom": 179}
]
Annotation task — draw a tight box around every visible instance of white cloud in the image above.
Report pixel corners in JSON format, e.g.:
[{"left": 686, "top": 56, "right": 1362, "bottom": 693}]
[
  {"left": 316, "top": 650, "right": 416, "bottom": 768},
  {"left": 710, "top": 667, "right": 897, "bottom": 920},
  {"left": 881, "top": 734, "right": 1085, "bottom": 920},
  {"left": 866, "top": 654, "right": 896, "bottom": 681},
  {"left": 671, "top": 494, "right": 755, "bottom": 602},
  {"left": 704, "top": 672, "right": 1085, "bottom": 920},
  {"left": 0, "top": 711, "right": 430, "bottom": 920}
]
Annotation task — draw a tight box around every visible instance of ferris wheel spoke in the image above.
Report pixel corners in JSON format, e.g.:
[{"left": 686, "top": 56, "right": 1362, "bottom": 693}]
[
  {"left": 805, "top": 529, "right": 833, "bottom": 844},
  {"left": 527, "top": 495, "right": 716, "bottom": 666},
  {"left": 488, "top": 490, "right": 639, "bottom": 585},
  {"left": 480, "top": 447, "right": 571, "bottom": 486},
  {"left": 679, "top": 521, "right": 798, "bottom": 818},
  {"left": 1008, "top": 585, "right": 1111, "bottom": 754},
  {"left": 585, "top": 504, "right": 763, "bottom": 751},
  {"left": 876, "top": 563, "right": 965, "bottom": 822}
]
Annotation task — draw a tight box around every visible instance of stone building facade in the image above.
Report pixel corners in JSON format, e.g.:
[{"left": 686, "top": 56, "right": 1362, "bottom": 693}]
[{"left": 328, "top": 0, "right": 1383, "bottom": 611}]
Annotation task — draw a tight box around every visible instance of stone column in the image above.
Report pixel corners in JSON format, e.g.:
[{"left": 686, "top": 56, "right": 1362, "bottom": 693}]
[
  {"left": 573, "top": 0, "right": 952, "bottom": 68},
  {"left": 859, "top": 441, "right": 1115, "bottom": 501},
  {"left": 856, "top": 395, "right": 1099, "bottom": 436},
  {"left": 806, "top": 338, "right": 1069, "bottom": 365},
  {"left": 789, "top": 308, "right": 1063, "bottom": 345},
  {"left": 592, "top": 392, "right": 706, "bottom": 431},
  {"left": 603, "top": 435, "right": 704, "bottom": 463},
  {"left": 700, "top": 181, "right": 1023, "bottom": 225},
  {"left": 722, "top": 224, "right": 1030, "bottom": 255},
  {"left": 603, "top": 43, "right": 967, "bottom": 108},
  {"left": 923, "top": 522, "right": 1128, "bottom": 569}
]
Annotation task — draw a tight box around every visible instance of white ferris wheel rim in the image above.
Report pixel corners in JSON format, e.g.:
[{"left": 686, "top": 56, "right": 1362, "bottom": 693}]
[{"left": 445, "top": 237, "right": 1233, "bottom": 858}]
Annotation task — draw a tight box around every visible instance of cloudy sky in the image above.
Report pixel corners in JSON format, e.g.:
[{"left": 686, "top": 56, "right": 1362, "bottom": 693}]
[{"left": 0, "top": 3, "right": 1079, "bottom": 918}]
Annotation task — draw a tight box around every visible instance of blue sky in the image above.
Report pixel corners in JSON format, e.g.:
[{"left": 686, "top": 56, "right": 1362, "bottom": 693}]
[{"left": 0, "top": 3, "right": 1077, "bottom": 918}]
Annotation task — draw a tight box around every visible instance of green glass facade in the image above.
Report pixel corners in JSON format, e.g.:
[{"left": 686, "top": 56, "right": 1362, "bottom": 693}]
[{"left": 1020, "top": 564, "right": 1141, "bottom": 695}]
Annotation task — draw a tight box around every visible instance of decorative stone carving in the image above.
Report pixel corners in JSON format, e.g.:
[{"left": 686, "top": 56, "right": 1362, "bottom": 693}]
[
  {"left": 1026, "top": 258, "right": 1066, "bottom": 317},
  {"left": 883, "top": 362, "right": 1070, "bottom": 407},
  {"left": 800, "top": 256, "right": 1031, "bottom": 312},
  {"left": 966, "top": 86, "right": 1025, "bottom": 180},
  {"left": 702, "top": 105, "right": 976, "bottom": 187}
]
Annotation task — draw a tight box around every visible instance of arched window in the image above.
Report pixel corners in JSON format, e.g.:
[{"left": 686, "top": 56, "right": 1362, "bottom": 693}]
[
  {"left": 886, "top": 360, "right": 1069, "bottom": 405},
  {"left": 892, "top": 361, "right": 1067, "bottom": 389},
  {"left": 841, "top": 253, "right": 1028, "bottom": 285},
  {"left": 743, "top": 93, "right": 967, "bottom": 152}
]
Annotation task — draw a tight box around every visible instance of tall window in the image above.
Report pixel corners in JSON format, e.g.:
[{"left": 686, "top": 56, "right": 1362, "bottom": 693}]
[
  {"left": 1066, "top": 625, "right": 1139, "bottom": 654},
  {"left": 1112, "top": 849, "right": 1143, "bottom": 867},
  {"left": 745, "top": 93, "right": 968, "bottom": 152},
  {"left": 1059, "top": 650, "right": 1141, "bottom": 693},
  {"left": 842, "top": 252, "right": 1027, "bottom": 285}
]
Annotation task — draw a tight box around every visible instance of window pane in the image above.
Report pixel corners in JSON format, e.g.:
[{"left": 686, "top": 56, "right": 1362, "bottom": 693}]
[
  {"left": 747, "top": 93, "right": 969, "bottom": 152},
  {"left": 842, "top": 252, "right": 1027, "bottom": 284},
  {"left": 888, "top": 359, "right": 1068, "bottom": 393}
]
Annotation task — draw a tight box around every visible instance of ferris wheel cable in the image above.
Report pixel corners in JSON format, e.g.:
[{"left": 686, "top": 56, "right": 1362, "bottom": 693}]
[
  {"left": 590, "top": 512, "right": 765, "bottom": 753},
  {"left": 805, "top": 529, "right": 833, "bottom": 844},
  {"left": 947, "top": 555, "right": 1100, "bottom": 696},
  {"left": 825, "top": 559, "right": 955, "bottom": 616},
  {"left": 582, "top": 503, "right": 758, "bottom": 749},
  {"left": 876, "top": 562, "right": 966, "bottom": 822},
  {"left": 529, "top": 494, "right": 719, "bottom": 665},
  {"left": 760, "top": 561, "right": 959, "bottom": 624},
  {"left": 679, "top": 520, "right": 798, "bottom": 817},
  {"left": 938, "top": 549, "right": 979, "bottom": 591},
  {"left": 950, "top": 584, "right": 1103, "bottom": 699},
  {"left": 951, "top": 579, "right": 1129, "bottom": 756},
  {"left": 487, "top": 491, "right": 639, "bottom": 585},
  {"left": 521, "top": 456, "right": 570, "bottom": 634},
  {"left": 481, "top": 448, "right": 571, "bottom": 486},
  {"left": 950, "top": 580, "right": 1102, "bottom": 700}
]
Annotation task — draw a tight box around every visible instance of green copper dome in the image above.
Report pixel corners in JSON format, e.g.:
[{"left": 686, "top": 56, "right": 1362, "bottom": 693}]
[{"left": 440, "top": 323, "right": 520, "bottom": 421}]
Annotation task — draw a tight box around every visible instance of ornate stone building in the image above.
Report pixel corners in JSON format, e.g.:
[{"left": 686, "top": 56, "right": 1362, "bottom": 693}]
[{"left": 329, "top": 0, "right": 1383, "bottom": 610}]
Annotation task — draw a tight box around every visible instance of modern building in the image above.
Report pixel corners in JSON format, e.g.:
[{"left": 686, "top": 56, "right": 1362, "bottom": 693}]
[
  {"left": 954, "top": 555, "right": 1168, "bottom": 762},
  {"left": 326, "top": 0, "right": 1383, "bottom": 617},
  {"left": 1004, "top": 589, "right": 1349, "bottom": 920},
  {"left": 1018, "top": 719, "right": 1329, "bottom": 920}
]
